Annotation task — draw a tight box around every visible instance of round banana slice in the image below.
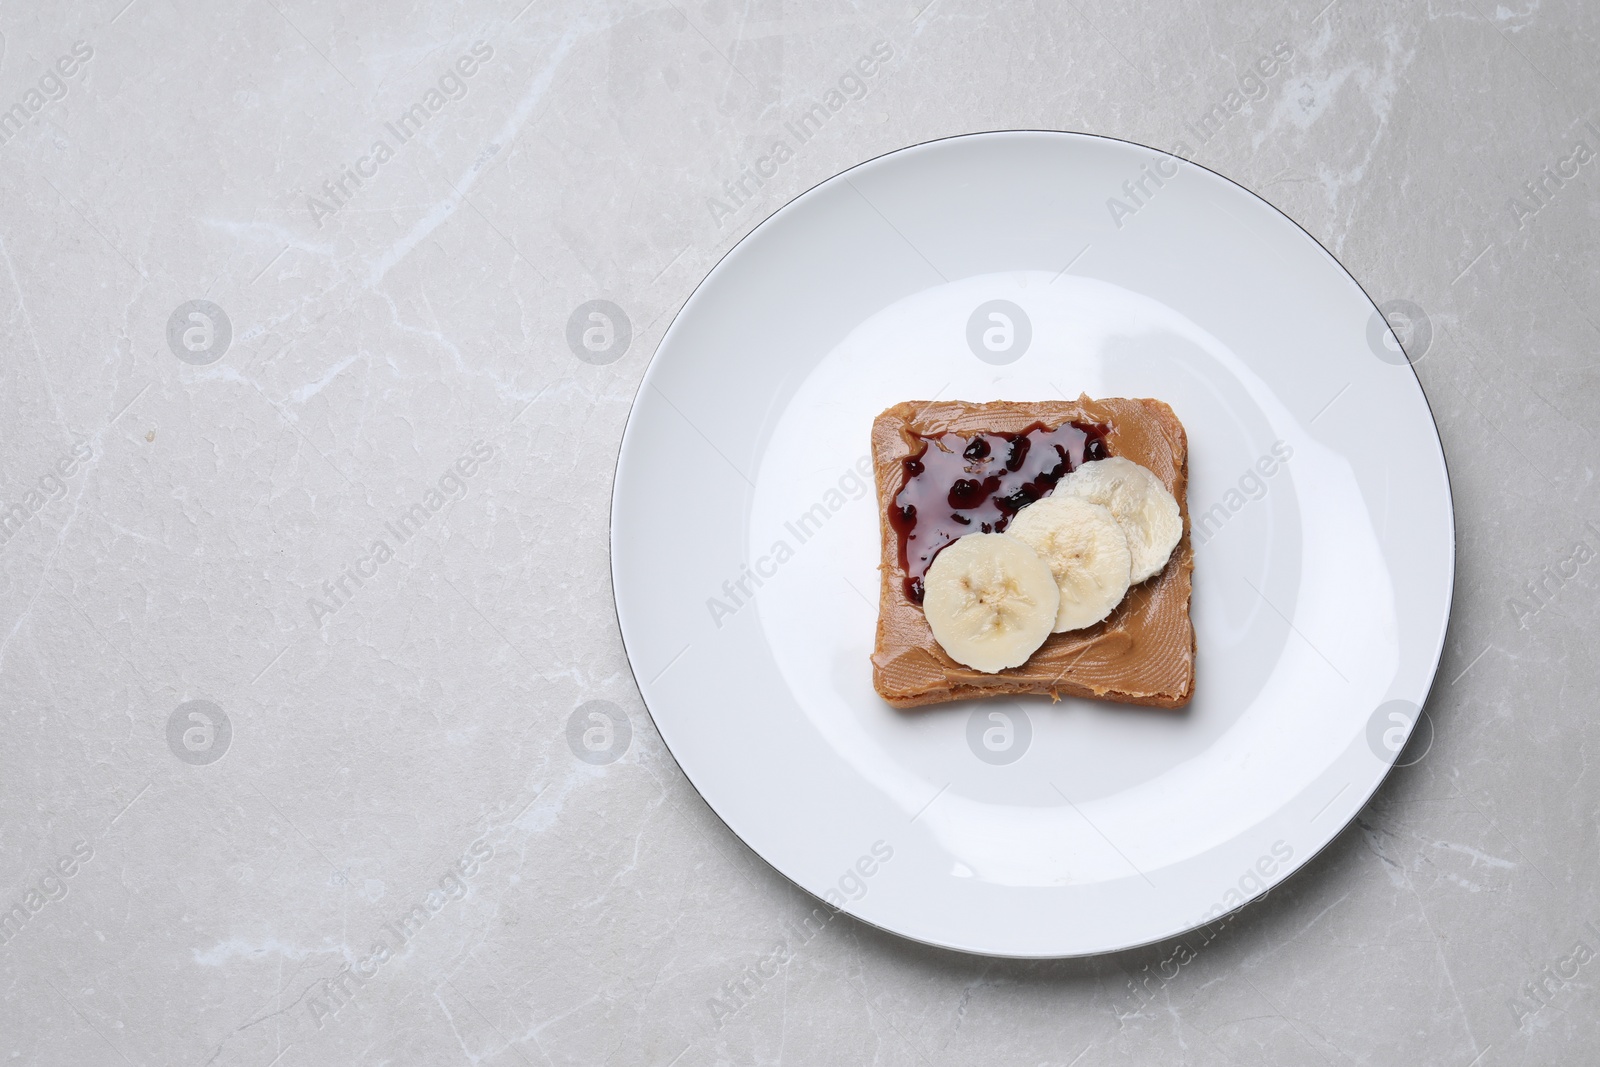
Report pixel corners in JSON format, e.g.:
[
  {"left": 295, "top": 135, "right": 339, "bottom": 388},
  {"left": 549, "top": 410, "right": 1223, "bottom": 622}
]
[
  {"left": 1056, "top": 456, "right": 1182, "bottom": 583},
  {"left": 1005, "top": 496, "right": 1133, "bottom": 632},
  {"left": 922, "top": 532, "right": 1060, "bottom": 673}
]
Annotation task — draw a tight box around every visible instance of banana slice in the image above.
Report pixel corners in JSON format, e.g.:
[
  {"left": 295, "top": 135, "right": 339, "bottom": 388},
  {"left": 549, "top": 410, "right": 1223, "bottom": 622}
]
[
  {"left": 1056, "top": 457, "right": 1182, "bottom": 583},
  {"left": 1005, "top": 496, "right": 1132, "bottom": 632},
  {"left": 922, "top": 532, "right": 1059, "bottom": 673}
]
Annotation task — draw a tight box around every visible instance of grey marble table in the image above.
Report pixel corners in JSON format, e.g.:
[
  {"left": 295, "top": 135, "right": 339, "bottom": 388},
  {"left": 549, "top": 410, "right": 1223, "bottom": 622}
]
[{"left": 2, "top": 0, "right": 1596, "bottom": 1063}]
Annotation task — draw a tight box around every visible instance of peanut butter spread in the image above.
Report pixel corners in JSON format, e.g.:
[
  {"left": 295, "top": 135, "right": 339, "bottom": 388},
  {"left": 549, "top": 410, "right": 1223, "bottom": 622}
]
[{"left": 870, "top": 397, "right": 1195, "bottom": 709}]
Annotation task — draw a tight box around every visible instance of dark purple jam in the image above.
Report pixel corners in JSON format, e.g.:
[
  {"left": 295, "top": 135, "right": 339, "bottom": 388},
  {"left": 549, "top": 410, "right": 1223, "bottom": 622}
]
[{"left": 889, "top": 422, "right": 1109, "bottom": 602}]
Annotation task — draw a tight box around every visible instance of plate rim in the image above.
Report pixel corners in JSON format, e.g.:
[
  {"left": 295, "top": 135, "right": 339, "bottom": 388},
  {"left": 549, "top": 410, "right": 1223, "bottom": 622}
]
[{"left": 607, "top": 128, "right": 1459, "bottom": 959}]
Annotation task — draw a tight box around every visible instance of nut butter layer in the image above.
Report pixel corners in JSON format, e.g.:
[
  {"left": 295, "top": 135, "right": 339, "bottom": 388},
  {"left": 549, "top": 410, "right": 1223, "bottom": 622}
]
[{"left": 870, "top": 396, "right": 1194, "bottom": 709}]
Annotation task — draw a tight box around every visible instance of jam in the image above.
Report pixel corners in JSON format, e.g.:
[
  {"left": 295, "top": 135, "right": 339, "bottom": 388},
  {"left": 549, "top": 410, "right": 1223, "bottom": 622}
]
[{"left": 889, "top": 421, "right": 1109, "bottom": 602}]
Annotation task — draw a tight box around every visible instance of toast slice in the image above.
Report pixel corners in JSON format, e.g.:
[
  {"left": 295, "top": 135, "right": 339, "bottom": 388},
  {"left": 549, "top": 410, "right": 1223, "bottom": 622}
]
[{"left": 870, "top": 396, "right": 1194, "bottom": 709}]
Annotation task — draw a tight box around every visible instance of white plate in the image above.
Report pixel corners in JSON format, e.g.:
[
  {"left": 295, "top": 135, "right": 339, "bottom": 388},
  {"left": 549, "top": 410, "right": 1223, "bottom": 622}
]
[{"left": 611, "top": 131, "right": 1454, "bottom": 958}]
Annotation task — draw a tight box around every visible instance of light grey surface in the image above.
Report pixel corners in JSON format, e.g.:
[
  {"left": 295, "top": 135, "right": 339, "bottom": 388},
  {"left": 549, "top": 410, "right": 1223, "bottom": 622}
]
[{"left": 0, "top": 0, "right": 1596, "bottom": 1063}]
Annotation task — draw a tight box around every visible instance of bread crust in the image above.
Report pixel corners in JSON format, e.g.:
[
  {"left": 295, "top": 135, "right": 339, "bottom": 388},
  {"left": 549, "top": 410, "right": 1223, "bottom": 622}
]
[{"left": 870, "top": 397, "right": 1195, "bottom": 709}]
